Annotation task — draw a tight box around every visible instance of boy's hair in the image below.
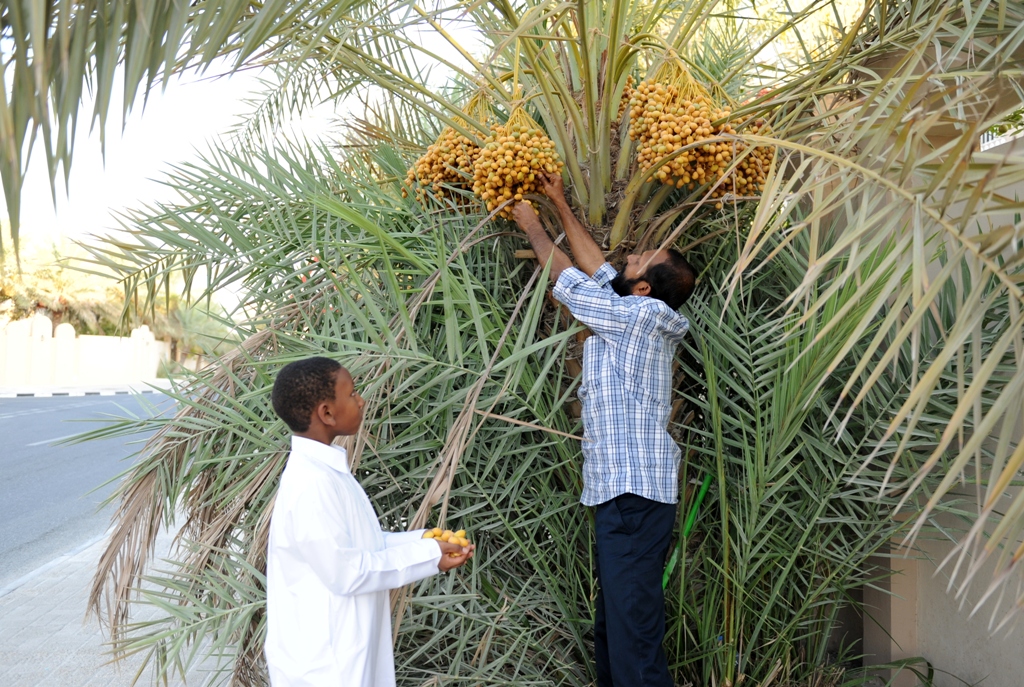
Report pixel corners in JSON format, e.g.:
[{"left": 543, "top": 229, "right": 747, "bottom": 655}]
[
  {"left": 611, "top": 249, "right": 697, "bottom": 310},
  {"left": 272, "top": 357, "right": 342, "bottom": 432}
]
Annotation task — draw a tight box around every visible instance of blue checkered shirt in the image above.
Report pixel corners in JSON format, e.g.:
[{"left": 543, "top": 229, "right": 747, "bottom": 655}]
[{"left": 553, "top": 263, "right": 690, "bottom": 506}]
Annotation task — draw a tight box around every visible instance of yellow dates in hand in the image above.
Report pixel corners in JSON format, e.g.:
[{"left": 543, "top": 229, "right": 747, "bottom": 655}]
[{"left": 423, "top": 527, "right": 472, "bottom": 556}]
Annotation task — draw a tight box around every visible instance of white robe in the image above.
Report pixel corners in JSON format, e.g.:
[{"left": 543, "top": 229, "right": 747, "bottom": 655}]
[{"left": 265, "top": 436, "right": 441, "bottom": 687}]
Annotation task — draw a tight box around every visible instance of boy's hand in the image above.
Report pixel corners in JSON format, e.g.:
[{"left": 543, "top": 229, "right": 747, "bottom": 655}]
[
  {"left": 436, "top": 540, "right": 475, "bottom": 572},
  {"left": 540, "top": 172, "right": 565, "bottom": 202},
  {"left": 512, "top": 201, "right": 541, "bottom": 230}
]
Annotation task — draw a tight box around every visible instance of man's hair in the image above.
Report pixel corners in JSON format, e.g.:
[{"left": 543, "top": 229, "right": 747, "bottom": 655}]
[
  {"left": 611, "top": 249, "right": 696, "bottom": 310},
  {"left": 272, "top": 357, "right": 342, "bottom": 432}
]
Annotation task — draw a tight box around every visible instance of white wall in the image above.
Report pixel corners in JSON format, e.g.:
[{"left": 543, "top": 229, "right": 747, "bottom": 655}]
[{"left": 0, "top": 314, "right": 170, "bottom": 387}]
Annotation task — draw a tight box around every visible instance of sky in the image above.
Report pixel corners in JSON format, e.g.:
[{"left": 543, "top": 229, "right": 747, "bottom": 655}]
[
  {"left": 2, "top": 19, "right": 483, "bottom": 258},
  {"left": 0, "top": 65, "right": 272, "bottom": 249}
]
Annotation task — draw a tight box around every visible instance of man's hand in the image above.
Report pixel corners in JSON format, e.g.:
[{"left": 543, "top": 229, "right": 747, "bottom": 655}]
[
  {"left": 512, "top": 201, "right": 541, "bottom": 230},
  {"left": 511, "top": 201, "right": 573, "bottom": 279},
  {"left": 537, "top": 172, "right": 604, "bottom": 276},
  {"left": 436, "top": 540, "right": 475, "bottom": 572},
  {"left": 540, "top": 172, "right": 565, "bottom": 202}
]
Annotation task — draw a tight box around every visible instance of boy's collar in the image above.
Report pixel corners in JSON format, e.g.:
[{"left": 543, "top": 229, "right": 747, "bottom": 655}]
[{"left": 290, "top": 435, "right": 351, "bottom": 474}]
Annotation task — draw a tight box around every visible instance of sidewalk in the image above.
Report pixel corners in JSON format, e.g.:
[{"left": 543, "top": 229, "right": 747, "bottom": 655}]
[
  {"left": 0, "top": 529, "right": 213, "bottom": 687},
  {"left": 0, "top": 379, "right": 173, "bottom": 399}
]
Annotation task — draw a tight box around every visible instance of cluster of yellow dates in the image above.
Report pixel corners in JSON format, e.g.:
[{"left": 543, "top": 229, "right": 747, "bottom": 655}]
[
  {"left": 402, "top": 124, "right": 480, "bottom": 206},
  {"left": 404, "top": 61, "right": 774, "bottom": 216},
  {"left": 405, "top": 103, "right": 563, "bottom": 219},
  {"left": 423, "top": 528, "right": 472, "bottom": 557},
  {"left": 471, "top": 109, "right": 564, "bottom": 219},
  {"left": 627, "top": 61, "right": 774, "bottom": 208}
]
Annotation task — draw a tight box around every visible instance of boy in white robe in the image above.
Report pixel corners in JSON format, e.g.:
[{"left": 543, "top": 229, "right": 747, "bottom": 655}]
[{"left": 264, "top": 356, "right": 474, "bottom": 687}]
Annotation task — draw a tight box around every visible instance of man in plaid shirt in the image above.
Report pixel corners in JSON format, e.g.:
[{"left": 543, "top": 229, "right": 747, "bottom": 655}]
[{"left": 513, "top": 174, "right": 694, "bottom": 687}]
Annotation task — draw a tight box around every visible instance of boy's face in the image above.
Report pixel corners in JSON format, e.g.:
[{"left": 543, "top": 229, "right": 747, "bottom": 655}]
[{"left": 329, "top": 368, "right": 365, "bottom": 436}]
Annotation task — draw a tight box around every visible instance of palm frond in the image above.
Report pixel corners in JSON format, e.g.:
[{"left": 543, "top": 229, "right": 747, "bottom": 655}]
[
  {"left": 68, "top": 0, "right": 1024, "bottom": 685},
  {"left": 0, "top": 0, "right": 400, "bottom": 256}
]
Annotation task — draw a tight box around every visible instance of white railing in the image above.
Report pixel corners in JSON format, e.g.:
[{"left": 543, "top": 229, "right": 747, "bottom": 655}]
[{"left": 980, "top": 128, "right": 1024, "bottom": 151}]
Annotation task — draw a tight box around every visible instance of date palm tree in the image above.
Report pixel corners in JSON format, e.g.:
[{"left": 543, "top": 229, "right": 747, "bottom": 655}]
[{"left": 26, "top": 0, "right": 1024, "bottom": 684}]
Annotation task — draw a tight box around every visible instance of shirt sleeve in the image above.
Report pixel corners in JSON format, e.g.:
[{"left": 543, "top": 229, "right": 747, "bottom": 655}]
[
  {"left": 652, "top": 304, "right": 690, "bottom": 344},
  {"left": 552, "top": 264, "right": 636, "bottom": 341},
  {"left": 281, "top": 489, "right": 442, "bottom": 596}
]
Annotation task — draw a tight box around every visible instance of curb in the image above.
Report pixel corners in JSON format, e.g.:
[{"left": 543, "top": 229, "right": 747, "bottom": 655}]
[
  {"left": 0, "top": 533, "right": 107, "bottom": 600},
  {"left": 0, "top": 380, "right": 173, "bottom": 399}
]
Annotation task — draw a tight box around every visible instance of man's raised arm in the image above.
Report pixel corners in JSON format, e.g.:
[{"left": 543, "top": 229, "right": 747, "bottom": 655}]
[
  {"left": 512, "top": 203, "right": 573, "bottom": 281},
  {"left": 540, "top": 173, "right": 606, "bottom": 277}
]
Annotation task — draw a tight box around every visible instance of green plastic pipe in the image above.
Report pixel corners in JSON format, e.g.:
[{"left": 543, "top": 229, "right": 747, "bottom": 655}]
[{"left": 662, "top": 472, "right": 713, "bottom": 589}]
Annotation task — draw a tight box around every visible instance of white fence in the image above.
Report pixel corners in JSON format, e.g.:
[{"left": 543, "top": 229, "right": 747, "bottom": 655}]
[{"left": 0, "top": 314, "right": 170, "bottom": 387}]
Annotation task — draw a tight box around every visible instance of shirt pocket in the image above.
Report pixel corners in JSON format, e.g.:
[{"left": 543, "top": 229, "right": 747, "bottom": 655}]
[
  {"left": 579, "top": 372, "right": 602, "bottom": 406},
  {"left": 578, "top": 360, "right": 598, "bottom": 403}
]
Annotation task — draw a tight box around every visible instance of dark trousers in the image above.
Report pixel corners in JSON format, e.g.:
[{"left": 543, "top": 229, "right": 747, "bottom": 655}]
[{"left": 594, "top": 493, "right": 676, "bottom": 687}]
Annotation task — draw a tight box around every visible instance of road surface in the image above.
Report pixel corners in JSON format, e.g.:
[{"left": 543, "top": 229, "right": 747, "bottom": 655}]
[{"left": 0, "top": 393, "right": 174, "bottom": 589}]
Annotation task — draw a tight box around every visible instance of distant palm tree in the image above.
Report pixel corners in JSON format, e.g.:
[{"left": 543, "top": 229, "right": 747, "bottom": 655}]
[
  {"left": 27, "top": 0, "right": 1024, "bottom": 684},
  {"left": 0, "top": 238, "right": 123, "bottom": 331}
]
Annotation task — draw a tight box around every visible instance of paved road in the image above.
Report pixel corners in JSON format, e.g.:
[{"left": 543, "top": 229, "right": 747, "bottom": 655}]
[{"left": 0, "top": 394, "right": 174, "bottom": 589}]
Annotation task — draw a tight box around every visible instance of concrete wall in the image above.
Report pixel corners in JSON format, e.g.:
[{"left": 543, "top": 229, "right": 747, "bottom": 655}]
[
  {"left": 863, "top": 552, "right": 921, "bottom": 687},
  {"left": 915, "top": 535, "right": 1024, "bottom": 687},
  {"left": 862, "top": 134, "right": 1024, "bottom": 685},
  {"left": 0, "top": 313, "right": 170, "bottom": 387},
  {"left": 864, "top": 533, "right": 1024, "bottom": 686}
]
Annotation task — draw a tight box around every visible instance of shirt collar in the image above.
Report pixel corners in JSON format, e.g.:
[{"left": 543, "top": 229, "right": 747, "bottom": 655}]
[{"left": 290, "top": 435, "right": 351, "bottom": 474}]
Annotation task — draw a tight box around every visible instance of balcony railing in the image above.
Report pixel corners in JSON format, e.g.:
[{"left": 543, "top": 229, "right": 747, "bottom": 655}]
[{"left": 980, "top": 128, "right": 1024, "bottom": 151}]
